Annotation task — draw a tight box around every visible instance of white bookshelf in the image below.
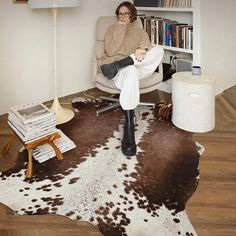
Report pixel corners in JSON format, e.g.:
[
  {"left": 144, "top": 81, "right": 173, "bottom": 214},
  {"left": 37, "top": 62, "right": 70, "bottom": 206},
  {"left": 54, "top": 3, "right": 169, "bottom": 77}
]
[
  {"left": 136, "top": 7, "right": 193, "bottom": 12},
  {"left": 162, "top": 45, "right": 193, "bottom": 54},
  {"left": 136, "top": 0, "right": 200, "bottom": 65}
]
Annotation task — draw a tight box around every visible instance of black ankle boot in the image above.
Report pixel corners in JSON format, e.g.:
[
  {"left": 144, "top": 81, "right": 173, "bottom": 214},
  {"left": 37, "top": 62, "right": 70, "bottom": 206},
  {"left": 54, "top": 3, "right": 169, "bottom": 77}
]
[
  {"left": 100, "top": 56, "right": 134, "bottom": 80},
  {"left": 122, "top": 110, "right": 136, "bottom": 156}
]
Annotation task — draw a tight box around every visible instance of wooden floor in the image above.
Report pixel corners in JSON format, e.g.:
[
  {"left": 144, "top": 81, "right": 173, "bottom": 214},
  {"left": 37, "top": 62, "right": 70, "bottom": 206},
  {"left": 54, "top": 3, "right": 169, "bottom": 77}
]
[
  {"left": 188, "top": 86, "right": 236, "bottom": 236},
  {"left": 0, "top": 86, "right": 236, "bottom": 235}
]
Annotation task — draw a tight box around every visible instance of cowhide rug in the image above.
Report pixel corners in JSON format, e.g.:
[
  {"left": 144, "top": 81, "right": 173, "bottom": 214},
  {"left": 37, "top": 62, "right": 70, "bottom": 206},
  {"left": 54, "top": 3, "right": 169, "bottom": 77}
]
[{"left": 0, "top": 98, "right": 204, "bottom": 236}]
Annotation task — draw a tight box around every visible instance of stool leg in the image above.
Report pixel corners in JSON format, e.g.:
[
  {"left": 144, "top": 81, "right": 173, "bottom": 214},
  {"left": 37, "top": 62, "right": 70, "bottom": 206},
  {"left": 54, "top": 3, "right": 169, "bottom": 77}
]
[
  {"left": 2, "top": 134, "right": 15, "bottom": 156},
  {"left": 26, "top": 149, "right": 33, "bottom": 178},
  {"left": 47, "top": 141, "right": 63, "bottom": 161}
]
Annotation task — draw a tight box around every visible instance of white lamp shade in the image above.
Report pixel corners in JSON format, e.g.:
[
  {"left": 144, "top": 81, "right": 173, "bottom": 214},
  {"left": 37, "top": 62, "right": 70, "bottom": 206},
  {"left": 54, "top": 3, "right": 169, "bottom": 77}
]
[{"left": 28, "top": 0, "right": 80, "bottom": 9}]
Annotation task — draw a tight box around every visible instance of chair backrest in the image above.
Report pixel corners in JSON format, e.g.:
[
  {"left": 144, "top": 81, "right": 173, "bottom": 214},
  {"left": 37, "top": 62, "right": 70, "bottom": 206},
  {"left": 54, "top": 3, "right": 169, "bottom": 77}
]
[{"left": 93, "top": 16, "right": 163, "bottom": 94}]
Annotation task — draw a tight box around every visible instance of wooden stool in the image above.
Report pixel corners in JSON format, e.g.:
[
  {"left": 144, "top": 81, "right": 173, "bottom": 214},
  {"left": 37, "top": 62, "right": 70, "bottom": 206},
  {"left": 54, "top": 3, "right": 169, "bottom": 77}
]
[{"left": 2, "top": 132, "right": 63, "bottom": 178}]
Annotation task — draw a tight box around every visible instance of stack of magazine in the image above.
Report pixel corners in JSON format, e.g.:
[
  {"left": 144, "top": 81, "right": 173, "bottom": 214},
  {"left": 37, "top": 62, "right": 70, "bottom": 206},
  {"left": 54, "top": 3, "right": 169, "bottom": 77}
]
[
  {"left": 8, "top": 101, "right": 57, "bottom": 143},
  {"left": 32, "top": 129, "right": 76, "bottom": 163},
  {"left": 8, "top": 101, "right": 76, "bottom": 163}
]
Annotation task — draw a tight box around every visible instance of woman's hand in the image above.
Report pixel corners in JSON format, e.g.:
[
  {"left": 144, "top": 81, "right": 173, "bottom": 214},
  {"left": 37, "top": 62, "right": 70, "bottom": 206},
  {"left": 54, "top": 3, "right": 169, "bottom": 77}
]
[
  {"left": 118, "top": 20, "right": 128, "bottom": 25},
  {"left": 135, "top": 48, "right": 147, "bottom": 62}
]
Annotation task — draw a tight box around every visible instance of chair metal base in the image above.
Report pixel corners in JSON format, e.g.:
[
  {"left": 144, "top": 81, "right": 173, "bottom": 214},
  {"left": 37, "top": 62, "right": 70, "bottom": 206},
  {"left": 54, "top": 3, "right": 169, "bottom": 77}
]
[
  {"left": 96, "top": 96, "right": 120, "bottom": 116},
  {"left": 96, "top": 96, "right": 156, "bottom": 116}
]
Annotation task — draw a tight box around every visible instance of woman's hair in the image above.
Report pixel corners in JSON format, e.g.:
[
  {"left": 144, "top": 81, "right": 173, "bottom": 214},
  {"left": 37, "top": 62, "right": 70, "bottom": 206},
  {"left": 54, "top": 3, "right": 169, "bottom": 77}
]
[{"left": 115, "top": 1, "right": 137, "bottom": 23}]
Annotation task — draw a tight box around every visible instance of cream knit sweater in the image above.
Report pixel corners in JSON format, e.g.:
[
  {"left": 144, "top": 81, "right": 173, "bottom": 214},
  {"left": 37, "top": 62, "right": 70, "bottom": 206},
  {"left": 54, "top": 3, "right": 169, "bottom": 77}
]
[{"left": 101, "top": 20, "right": 151, "bottom": 65}]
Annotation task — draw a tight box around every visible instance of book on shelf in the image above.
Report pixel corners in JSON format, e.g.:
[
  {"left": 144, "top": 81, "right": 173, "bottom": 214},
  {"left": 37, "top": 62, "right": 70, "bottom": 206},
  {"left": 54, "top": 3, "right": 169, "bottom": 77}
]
[
  {"left": 134, "top": 0, "right": 158, "bottom": 7},
  {"left": 10, "top": 101, "right": 55, "bottom": 125},
  {"left": 150, "top": 16, "right": 163, "bottom": 45},
  {"left": 134, "top": 0, "right": 192, "bottom": 8},
  {"left": 32, "top": 129, "right": 76, "bottom": 163}
]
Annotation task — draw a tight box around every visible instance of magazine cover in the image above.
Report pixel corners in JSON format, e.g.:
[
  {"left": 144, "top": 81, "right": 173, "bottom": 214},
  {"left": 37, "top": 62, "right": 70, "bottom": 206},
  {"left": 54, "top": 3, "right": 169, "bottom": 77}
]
[{"left": 10, "top": 101, "right": 54, "bottom": 124}]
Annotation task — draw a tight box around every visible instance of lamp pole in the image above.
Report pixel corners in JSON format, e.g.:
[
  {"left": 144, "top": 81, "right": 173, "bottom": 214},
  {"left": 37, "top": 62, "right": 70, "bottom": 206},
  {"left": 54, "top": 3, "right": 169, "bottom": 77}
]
[
  {"left": 28, "top": 0, "right": 80, "bottom": 125},
  {"left": 50, "top": 7, "right": 75, "bottom": 125}
]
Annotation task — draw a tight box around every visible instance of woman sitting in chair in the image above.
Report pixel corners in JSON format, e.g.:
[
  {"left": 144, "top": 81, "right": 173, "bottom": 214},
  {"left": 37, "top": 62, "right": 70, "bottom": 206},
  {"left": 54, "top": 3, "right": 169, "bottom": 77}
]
[{"left": 100, "top": 1, "right": 164, "bottom": 157}]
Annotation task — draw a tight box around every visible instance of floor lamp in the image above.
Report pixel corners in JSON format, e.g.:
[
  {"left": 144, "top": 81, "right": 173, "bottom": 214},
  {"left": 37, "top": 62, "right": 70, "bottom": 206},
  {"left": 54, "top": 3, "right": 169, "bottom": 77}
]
[{"left": 28, "top": 0, "right": 80, "bottom": 125}]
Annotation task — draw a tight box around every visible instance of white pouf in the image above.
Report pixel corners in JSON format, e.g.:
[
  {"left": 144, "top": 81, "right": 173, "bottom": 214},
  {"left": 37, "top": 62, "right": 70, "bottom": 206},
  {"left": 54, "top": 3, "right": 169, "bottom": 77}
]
[{"left": 171, "top": 72, "right": 215, "bottom": 132}]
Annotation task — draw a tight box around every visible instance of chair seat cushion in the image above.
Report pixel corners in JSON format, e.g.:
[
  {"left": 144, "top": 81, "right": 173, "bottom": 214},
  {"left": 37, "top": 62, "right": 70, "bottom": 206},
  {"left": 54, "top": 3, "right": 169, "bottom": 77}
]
[{"left": 96, "top": 72, "right": 163, "bottom": 94}]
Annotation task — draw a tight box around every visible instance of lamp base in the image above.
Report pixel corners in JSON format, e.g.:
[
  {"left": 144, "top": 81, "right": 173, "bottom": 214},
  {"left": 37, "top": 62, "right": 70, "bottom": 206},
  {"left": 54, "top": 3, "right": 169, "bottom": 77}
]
[{"left": 50, "top": 97, "right": 74, "bottom": 125}]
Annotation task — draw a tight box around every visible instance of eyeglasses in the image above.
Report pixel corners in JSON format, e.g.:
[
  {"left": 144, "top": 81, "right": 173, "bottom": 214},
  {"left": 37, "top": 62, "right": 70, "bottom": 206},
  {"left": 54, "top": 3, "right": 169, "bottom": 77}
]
[{"left": 118, "top": 12, "right": 130, "bottom": 17}]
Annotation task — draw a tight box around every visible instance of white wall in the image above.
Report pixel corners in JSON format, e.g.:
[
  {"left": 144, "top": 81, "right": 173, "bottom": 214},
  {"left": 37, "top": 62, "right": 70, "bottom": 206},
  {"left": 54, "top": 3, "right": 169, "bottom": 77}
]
[
  {"left": 1, "top": 0, "right": 236, "bottom": 115},
  {"left": 0, "top": 0, "right": 122, "bottom": 115},
  {"left": 200, "top": 0, "right": 236, "bottom": 95}
]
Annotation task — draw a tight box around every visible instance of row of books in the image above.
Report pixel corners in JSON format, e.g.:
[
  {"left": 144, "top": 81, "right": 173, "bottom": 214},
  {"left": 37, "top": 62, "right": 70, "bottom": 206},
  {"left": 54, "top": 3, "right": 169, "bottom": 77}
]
[
  {"left": 134, "top": 0, "right": 192, "bottom": 8},
  {"left": 33, "top": 129, "right": 76, "bottom": 163},
  {"left": 156, "top": 0, "right": 192, "bottom": 8},
  {"left": 140, "top": 16, "right": 193, "bottom": 50},
  {"left": 8, "top": 101, "right": 57, "bottom": 143}
]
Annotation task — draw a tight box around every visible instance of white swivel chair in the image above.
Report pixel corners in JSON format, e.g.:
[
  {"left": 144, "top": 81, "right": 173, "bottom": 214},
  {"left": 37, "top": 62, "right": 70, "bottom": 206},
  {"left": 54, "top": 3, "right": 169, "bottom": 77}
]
[{"left": 93, "top": 16, "right": 163, "bottom": 116}]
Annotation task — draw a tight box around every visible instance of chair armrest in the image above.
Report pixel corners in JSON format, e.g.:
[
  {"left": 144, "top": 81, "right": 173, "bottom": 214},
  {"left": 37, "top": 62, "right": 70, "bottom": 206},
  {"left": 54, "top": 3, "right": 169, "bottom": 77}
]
[
  {"left": 158, "top": 61, "right": 163, "bottom": 76},
  {"left": 92, "top": 53, "right": 98, "bottom": 83}
]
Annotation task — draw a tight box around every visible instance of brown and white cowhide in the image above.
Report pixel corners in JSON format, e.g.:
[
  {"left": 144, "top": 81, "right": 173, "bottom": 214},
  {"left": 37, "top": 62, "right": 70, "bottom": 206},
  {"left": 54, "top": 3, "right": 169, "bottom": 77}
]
[{"left": 0, "top": 98, "right": 204, "bottom": 236}]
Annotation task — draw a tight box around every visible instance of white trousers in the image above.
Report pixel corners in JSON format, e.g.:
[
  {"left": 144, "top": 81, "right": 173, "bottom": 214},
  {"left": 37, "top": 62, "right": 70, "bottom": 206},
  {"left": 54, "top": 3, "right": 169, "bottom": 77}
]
[{"left": 113, "top": 45, "right": 164, "bottom": 110}]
